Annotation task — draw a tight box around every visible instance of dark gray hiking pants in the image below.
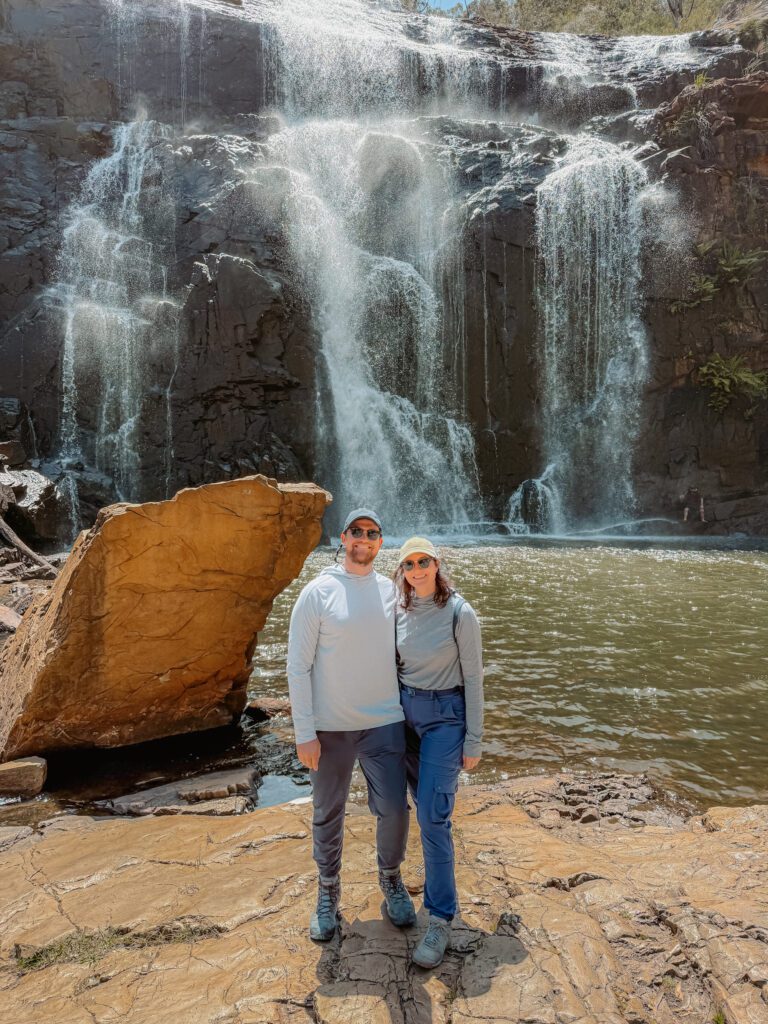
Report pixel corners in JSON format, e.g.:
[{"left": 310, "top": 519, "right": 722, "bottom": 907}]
[{"left": 310, "top": 721, "right": 409, "bottom": 881}]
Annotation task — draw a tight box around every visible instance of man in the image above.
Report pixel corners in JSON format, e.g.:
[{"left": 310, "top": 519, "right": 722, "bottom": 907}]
[{"left": 287, "top": 508, "right": 416, "bottom": 941}]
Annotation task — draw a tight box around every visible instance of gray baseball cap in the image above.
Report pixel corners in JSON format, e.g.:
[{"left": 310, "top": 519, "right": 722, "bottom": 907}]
[{"left": 342, "top": 507, "right": 383, "bottom": 533}]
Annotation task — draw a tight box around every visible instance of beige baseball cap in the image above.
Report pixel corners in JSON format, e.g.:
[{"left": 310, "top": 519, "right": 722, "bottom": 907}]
[{"left": 398, "top": 536, "right": 438, "bottom": 564}]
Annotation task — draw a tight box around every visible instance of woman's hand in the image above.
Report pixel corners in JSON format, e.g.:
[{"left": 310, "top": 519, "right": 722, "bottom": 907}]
[
  {"left": 462, "top": 754, "right": 481, "bottom": 771},
  {"left": 296, "top": 738, "right": 321, "bottom": 770}
]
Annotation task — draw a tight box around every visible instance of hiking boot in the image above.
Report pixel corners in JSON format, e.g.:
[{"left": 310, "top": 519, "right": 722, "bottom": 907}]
[
  {"left": 310, "top": 876, "right": 341, "bottom": 942},
  {"left": 412, "top": 914, "right": 451, "bottom": 968},
  {"left": 379, "top": 868, "right": 417, "bottom": 928}
]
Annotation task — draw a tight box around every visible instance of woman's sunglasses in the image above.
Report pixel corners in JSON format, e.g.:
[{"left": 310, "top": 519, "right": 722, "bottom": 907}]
[
  {"left": 401, "top": 557, "right": 434, "bottom": 572},
  {"left": 347, "top": 527, "right": 382, "bottom": 540}
]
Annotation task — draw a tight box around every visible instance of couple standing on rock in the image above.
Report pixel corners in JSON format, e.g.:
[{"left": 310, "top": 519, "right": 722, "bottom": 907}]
[{"left": 287, "top": 508, "right": 484, "bottom": 969}]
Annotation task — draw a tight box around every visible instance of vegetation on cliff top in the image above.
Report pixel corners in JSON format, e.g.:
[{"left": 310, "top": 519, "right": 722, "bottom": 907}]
[{"left": 403, "top": 0, "right": 727, "bottom": 35}]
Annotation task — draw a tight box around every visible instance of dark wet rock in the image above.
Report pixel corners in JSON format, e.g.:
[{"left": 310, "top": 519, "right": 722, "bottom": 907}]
[
  {"left": 635, "top": 73, "right": 768, "bottom": 534},
  {"left": 103, "top": 767, "right": 260, "bottom": 816},
  {"left": 244, "top": 697, "right": 292, "bottom": 722},
  {"left": 0, "top": 441, "right": 26, "bottom": 467},
  {"left": 1, "top": 469, "right": 61, "bottom": 542}
]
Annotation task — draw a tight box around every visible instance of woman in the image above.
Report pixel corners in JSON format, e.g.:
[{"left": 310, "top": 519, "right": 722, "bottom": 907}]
[{"left": 394, "top": 536, "right": 484, "bottom": 968}]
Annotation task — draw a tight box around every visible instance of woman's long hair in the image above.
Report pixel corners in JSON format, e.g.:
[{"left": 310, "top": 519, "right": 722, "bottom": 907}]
[{"left": 393, "top": 558, "right": 453, "bottom": 610}]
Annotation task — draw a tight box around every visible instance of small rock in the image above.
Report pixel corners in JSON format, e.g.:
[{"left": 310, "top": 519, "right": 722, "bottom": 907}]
[
  {"left": 244, "top": 696, "right": 292, "bottom": 721},
  {"left": 0, "top": 756, "right": 47, "bottom": 797},
  {"left": 0, "top": 441, "right": 26, "bottom": 467},
  {"left": 2, "top": 469, "right": 61, "bottom": 541},
  {"left": 104, "top": 768, "right": 260, "bottom": 816},
  {"left": 580, "top": 809, "right": 600, "bottom": 823},
  {"left": 0, "top": 604, "right": 22, "bottom": 632},
  {"left": 4, "top": 582, "right": 33, "bottom": 615}
]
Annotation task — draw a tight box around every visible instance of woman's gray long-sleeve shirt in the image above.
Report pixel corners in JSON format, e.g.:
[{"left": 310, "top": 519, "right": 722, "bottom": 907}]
[{"left": 396, "top": 592, "right": 484, "bottom": 758}]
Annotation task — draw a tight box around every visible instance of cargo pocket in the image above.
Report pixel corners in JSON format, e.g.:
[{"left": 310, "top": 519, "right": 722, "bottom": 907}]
[{"left": 430, "top": 778, "right": 458, "bottom": 823}]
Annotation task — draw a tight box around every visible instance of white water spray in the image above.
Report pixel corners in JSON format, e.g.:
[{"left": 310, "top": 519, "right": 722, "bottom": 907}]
[
  {"left": 534, "top": 136, "right": 650, "bottom": 529},
  {"left": 52, "top": 119, "right": 178, "bottom": 514}
]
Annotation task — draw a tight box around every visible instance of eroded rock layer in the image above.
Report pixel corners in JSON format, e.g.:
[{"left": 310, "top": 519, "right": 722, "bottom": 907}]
[
  {"left": 0, "top": 475, "right": 329, "bottom": 760},
  {"left": 0, "top": 776, "right": 765, "bottom": 1023}
]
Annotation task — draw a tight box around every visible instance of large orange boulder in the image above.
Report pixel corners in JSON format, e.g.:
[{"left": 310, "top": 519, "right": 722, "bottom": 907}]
[{"left": 0, "top": 476, "right": 329, "bottom": 761}]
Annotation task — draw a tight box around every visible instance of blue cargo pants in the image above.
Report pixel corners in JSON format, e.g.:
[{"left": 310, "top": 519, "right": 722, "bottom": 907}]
[
  {"left": 400, "top": 685, "right": 466, "bottom": 921},
  {"left": 310, "top": 721, "right": 409, "bottom": 881}
]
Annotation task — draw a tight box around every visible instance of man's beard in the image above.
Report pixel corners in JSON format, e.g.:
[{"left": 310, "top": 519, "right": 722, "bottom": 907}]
[{"left": 349, "top": 545, "right": 376, "bottom": 565}]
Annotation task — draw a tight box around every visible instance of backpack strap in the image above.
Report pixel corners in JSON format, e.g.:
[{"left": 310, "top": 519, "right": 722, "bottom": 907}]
[{"left": 452, "top": 593, "right": 465, "bottom": 641}]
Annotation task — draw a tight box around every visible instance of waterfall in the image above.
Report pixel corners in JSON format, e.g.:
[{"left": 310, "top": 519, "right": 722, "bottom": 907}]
[
  {"left": 507, "top": 464, "right": 563, "bottom": 534},
  {"left": 261, "top": 1, "right": 513, "bottom": 533},
  {"left": 106, "top": 0, "right": 205, "bottom": 125},
  {"left": 534, "top": 136, "right": 649, "bottom": 530},
  {"left": 270, "top": 121, "right": 480, "bottom": 532},
  {"left": 51, "top": 118, "right": 178, "bottom": 518},
  {"left": 266, "top": 0, "right": 503, "bottom": 120}
]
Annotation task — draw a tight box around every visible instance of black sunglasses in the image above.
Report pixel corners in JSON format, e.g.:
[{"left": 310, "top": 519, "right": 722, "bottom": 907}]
[
  {"left": 347, "top": 526, "right": 382, "bottom": 540},
  {"left": 402, "top": 556, "right": 433, "bottom": 572}
]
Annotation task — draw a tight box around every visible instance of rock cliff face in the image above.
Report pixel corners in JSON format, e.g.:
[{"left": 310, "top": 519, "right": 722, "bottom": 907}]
[
  {"left": 0, "top": 775, "right": 766, "bottom": 1024},
  {"left": 0, "top": 0, "right": 766, "bottom": 533},
  {"left": 0, "top": 474, "right": 330, "bottom": 760}
]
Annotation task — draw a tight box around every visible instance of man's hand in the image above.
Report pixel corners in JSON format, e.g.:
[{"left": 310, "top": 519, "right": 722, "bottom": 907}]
[
  {"left": 296, "top": 738, "right": 321, "bottom": 771},
  {"left": 462, "top": 754, "right": 481, "bottom": 771}
]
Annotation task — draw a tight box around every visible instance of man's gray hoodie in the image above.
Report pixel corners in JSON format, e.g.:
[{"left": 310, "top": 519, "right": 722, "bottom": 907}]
[{"left": 286, "top": 564, "right": 404, "bottom": 744}]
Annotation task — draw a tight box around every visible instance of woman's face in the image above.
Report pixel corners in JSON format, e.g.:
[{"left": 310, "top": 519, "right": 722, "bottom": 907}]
[{"left": 402, "top": 552, "right": 439, "bottom": 592}]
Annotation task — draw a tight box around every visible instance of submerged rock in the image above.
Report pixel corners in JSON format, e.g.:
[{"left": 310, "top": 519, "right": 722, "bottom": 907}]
[
  {"left": 0, "top": 475, "right": 330, "bottom": 761},
  {"left": 0, "top": 776, "right": 765, "bottom": 1023}
]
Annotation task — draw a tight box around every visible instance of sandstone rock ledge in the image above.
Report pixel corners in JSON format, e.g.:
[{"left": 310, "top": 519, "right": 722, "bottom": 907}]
[
  {"left": 0, "top": 476, "right": 330, "bottom": 761},
  {"left": 0, "top": 777, "right": 766, "bottom": 1024}
]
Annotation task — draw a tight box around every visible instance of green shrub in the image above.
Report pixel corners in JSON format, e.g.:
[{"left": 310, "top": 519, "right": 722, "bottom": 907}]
[
  {"left": 511, "top": 0, "right": 722, "bottom": 34},
  {"left": 670, "top": 241, "right": 767, "bottom": 313},
  {"left": 717, "top": 240, "right": 768, "bottom": 285},
  {"left": 737, "top": 17, "right": 768, "bottom": 51},
  {"left": 697, "top": 353, "right": 768, "bottom": 414},
  {"left": 670, "top": 275, "right": 719, "bottom": 313}
]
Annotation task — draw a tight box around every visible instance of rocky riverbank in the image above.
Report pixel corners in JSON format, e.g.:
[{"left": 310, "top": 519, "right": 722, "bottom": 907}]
[{"left": 0, "top": 773, "right": 765, "bottom": 1024}]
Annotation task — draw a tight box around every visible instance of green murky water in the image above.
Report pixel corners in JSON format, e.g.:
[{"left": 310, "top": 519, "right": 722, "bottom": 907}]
[{"left": 251, "top": 544, "right": 768, "bottom": 807}]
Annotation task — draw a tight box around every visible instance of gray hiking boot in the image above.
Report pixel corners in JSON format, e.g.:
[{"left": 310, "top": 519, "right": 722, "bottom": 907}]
[
  {"left": 412, "top": 914, "right": 451, "bottom": 968},
  {"left": 379, "top": 868, "right": 417, "bottom": 928},
  {"left": 310, "top": 876, "right": 341, "bottom": 942}
]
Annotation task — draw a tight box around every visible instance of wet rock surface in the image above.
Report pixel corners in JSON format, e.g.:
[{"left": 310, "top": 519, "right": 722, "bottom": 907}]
[
  {"left": 0, "top": 475, "right": 330, "bottom": 761},
  {"left": 0, "top": 774, "right": 765, "bottom": 1024},
  {"left": 102, "top": 766, "right": 261, "bottom": 817}
]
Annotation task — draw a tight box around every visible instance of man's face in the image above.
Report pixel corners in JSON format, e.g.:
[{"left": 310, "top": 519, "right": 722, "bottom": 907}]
[{"left": 341, "top": 518, "right": 383, "bottom": 566}]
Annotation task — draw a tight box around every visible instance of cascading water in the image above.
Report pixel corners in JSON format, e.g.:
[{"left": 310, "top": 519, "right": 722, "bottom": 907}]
[
  {"left": 261, "top": 1, "right": 522, "bottom": 533},
  {"left": 269, "top": 120, "right": 480, "bottom": 531},
  {"left": 506, "top": 465, "right": 563, "bottom": 535},
  {"left": 51, "top": 118, "right": 178, "bottom": 523},
  {"left": 532, "top": 135, "right": 649, "bottom": 531},
  {"left": 42, "top": 0, "right": 730, "bottom": 538}
]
